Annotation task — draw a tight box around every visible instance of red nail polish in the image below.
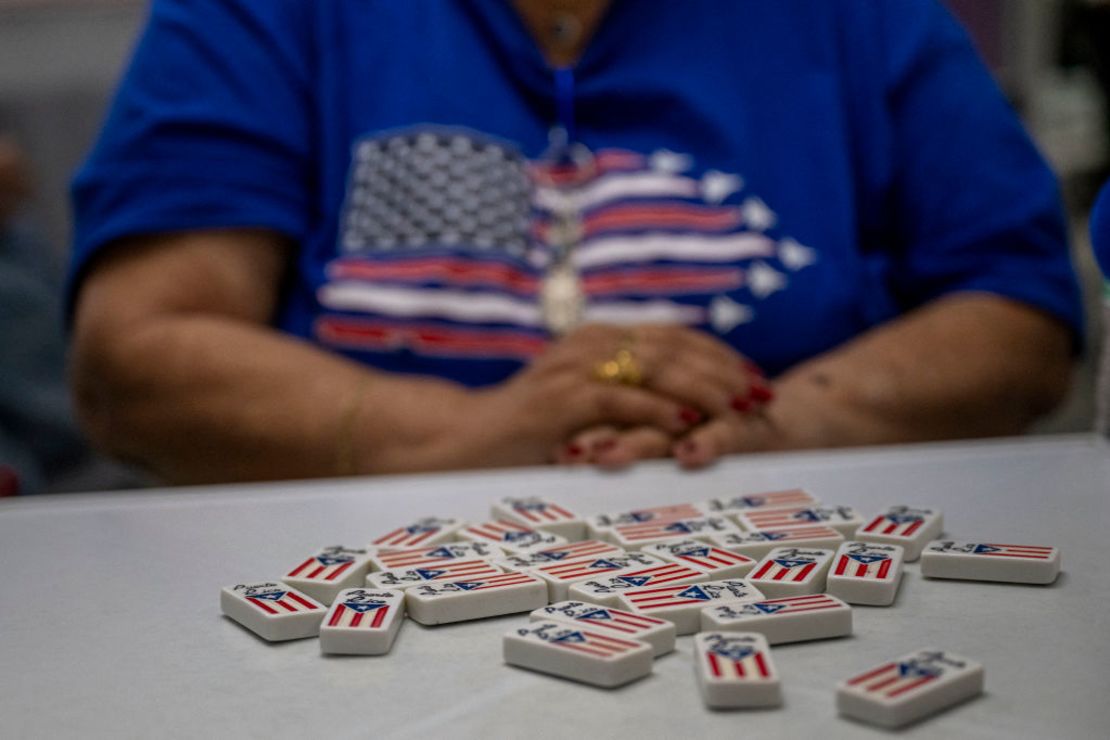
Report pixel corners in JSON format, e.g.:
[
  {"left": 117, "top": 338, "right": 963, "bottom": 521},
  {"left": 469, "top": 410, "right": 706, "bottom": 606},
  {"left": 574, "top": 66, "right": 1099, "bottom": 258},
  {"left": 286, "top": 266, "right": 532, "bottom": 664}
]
[
  {"left": 743, "top": 360, "right": 765, "bottom": 378},
  {"left": 749, "top": 383, "right": 774, "bottom": 403},
  {"left": 595, "top": 439, "right": 617, "bottom": 452},
  {"left": 731, "top": 396, "right": 752, "bottom": 412},
  {"left": 565, "top": 444, "right": 583, "bottom": 457},
  {"left": 679, "top": 407, "right": 702, "bottom": 425}
]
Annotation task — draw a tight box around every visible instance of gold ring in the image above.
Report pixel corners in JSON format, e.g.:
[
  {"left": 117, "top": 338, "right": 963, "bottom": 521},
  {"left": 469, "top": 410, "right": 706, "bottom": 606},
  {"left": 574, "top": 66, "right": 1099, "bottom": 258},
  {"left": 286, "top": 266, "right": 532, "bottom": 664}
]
[{"left": 594, "top": 338, "right": 643, "bottom": 386}]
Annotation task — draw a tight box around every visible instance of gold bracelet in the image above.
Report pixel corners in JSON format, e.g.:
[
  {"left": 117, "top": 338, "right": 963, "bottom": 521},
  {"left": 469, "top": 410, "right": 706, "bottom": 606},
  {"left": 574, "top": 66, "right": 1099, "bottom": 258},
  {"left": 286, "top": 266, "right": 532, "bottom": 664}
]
[{"left": 335, "top": 376, "right": 370, "bottom": 477}]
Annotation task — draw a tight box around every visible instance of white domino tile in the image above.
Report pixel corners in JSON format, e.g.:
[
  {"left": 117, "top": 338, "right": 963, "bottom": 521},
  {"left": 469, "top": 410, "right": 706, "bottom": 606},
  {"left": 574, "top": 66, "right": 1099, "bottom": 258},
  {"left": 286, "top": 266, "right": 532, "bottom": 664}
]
[
  {"left": 368, "top": 541, "right": 502, "bottom": 572},
  {"left": 460, "top": 519, "right": 569, "bottom": 553},
  {"left": 737, "top": 506, "right": 864, "bottom": 538},
  {"left": 642, "top": 538, "right": 756, "bottom": 579},
  {"left": 369, "top": 517, "right": 466, "bottom": 549},
  {"left": 405, "top": 571, "right": 547, "bottom": 625},
  {"left": 617, "top": 579, "right": 764, "bottom": 635},
  {"left": 697, "top": 488, "right": 820, "bottom": 522},
  {"left": 531, "top": 552, "right": 663, "bottom": 601},
  {"left": 491, "top": 497, "right": 586, "bottom": 540},
  {"left": 826, "top": 542, "right": 905, "bottom": 606},
  {"left": 586, "top": 503, "right": 704, "bottom": 540},
  {"left": 610, "top": 516, "right": 741, "bottom": 550},
  {"left": 694, "top": 632, "right": 782, "bottom": 708},
  {"left": 701, "top": 593, "right": 851, "bottom": 644},
  {"left": 493, "top": 540, "right": 624, "bottom": 572},
  {"left": 709, "top": 526, "right": 844, "bottom": 560},
  {"left": 566, "top": 561, "right": 707, "bottom": 607},
  {"left": 920, "top": 540, "right": 1061, "bottom": 584},
  {"left": 319, "top": 588, "right": 405, "bottom": 655},
  {"left": 531, "top": 600, "right": 677, "bottom": 657},
  {"left": 748, "top": 547, "right": 835, "bottom": 598},
  {"left": 504, "top": 620, "right": 653, "bottom": 688},
  {"left": 220, "top": 581, "right": 325, "bottom": 642},
  {"left": 365, "top": 559, "right": 503, "bottom": 590},
  {"left": 837, "top": 648, "right": 984, "bottom": 729},
  {"left": 283, "top": 546, "right": 374, "bottom": 604},
  {"left": 856, "top": 506, "right": 943, "bottom": 561}
]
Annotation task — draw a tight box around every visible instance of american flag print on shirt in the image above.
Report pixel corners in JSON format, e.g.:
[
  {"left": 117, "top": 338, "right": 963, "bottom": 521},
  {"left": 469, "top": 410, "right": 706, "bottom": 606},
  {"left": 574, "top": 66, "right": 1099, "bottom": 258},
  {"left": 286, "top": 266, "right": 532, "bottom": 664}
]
[
  {"left": 325, "top": 590, "right": 400, "bottom": 629},
  {"left": 370, "top": 518, "right": 464, "bottom": 548},
  {"left": 286, "top": 546, "right": 369, "bottom": 583},
  {"left": 236, "top": 584, "right": 321, "bottom": 616},
  {"left": 700, "top": 634, "right": 775, "bottom": 680}
]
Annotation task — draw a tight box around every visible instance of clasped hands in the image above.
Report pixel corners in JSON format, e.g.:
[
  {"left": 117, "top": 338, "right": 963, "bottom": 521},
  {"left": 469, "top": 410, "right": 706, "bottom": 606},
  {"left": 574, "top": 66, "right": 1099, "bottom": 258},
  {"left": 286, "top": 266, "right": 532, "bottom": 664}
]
[{"left": 475, "top": 323, "right": 777, "bottom": 470}]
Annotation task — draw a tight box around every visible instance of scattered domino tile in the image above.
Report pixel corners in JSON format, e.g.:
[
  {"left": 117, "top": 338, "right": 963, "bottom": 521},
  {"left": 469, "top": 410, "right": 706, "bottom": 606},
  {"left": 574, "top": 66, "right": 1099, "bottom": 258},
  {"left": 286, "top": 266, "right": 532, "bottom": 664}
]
[
  {"left": 837, "top": 648, "right": 984, "bottom": 729},
  {"left": 493, "top": 540, "right": 624, "bottom": 572},
  {"left": 369, "top": 541, "right": 503, "bottom": 572},
  {"left": 710, "top": 526, "right": 845, "bottom": 560},
  {"left": 856, "top": 506, "right": 943, "bottom": 561},
  {"left": 610, "top": 516, "right": 741, "bottom": 550},
  {"left": 697, "top": 488, "right": 820, "bottom": 522},
  {"left": 283, "top": 546, "right": 374, "bottom": 604},
  {"left": 365, "top": 559, "right": 503, "bottom": 590},
  {"left": 460, "top": 519, "right": 569, "bottom": 553},
  {"left": 531, "top": 552, "right": 664, "bottom": 601},
  {"left": 826, "top": 541, "right": 905, "bottom": 606},
  {"left": 586, "top": 503, "right": 703, "bottom": 540},
  {"left": 642, "top": 538, "right": 757, "bottom": 579},
  {"left": 369, "top": 517, "right": 466, "bottom": 549},
  {"left": 531, "top": 600, "right": 677, "bottom": 657},
  {"left": 491, "top": 497, "right": 585, "bottom": 540},
  {"left": 319, "top": 588, "right": 405, "bottom": 655},
  {"left": 737, "top": 506, "right": 864, "bottom": 538},
  {"left": 220, "top": 581, "right": 325, "bottom": 642},
  {"left": 920, "top": 540, "right": 1061, "bottom": 585},
  {"left": 617, "top": 579, "right": 765, "bottom": 635},
  {"left": 405, "top": 571, "right": 548, "bottom": 625},
  {"left": 694, "top": 632, "right": 782, "bottom": 708},
  {"left": 504, "top": 620, "right": 654, "bottom": 688},
  {"left": 566, "top": 561, "right": 707, "bottom": 607},
  {"left": 748, "top": 547, "right": 835, "bottom": 598},
  {"left": 701, "top": 594, "right": 852, "bottom": 644}
]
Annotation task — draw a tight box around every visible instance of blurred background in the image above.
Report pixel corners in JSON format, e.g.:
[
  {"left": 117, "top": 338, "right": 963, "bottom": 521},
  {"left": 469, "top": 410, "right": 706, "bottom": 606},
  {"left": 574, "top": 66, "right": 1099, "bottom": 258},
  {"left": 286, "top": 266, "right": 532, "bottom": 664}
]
[{"left": 1, "top": 0, "right": 1108, "bottom": 493}]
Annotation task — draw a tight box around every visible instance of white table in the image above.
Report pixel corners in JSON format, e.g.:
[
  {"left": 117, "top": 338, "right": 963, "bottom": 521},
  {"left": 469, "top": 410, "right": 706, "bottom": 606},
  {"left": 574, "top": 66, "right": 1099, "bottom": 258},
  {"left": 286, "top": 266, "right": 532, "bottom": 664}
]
[{"left": 2, "top": 435, "right": 1108, "bottom": 739}]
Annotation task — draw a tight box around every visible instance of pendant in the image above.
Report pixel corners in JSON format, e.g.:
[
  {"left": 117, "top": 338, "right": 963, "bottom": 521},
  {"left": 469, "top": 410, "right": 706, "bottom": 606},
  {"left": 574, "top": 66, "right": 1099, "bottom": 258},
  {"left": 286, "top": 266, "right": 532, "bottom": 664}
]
[{"left": 541, "top": 259, "right": 585, "bottom": 336}]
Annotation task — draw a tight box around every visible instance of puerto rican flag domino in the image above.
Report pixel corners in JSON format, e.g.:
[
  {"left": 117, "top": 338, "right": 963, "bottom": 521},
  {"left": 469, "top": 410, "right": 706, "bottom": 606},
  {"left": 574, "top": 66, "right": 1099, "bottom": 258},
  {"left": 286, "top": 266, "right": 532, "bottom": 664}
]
[
  {"left": 617, "top": 579, "right": 764, "bottom": 635},
  {"left": 642, "top": 538, "right": 756, "bottom": 579},
  {"left": 837, "top": 649, "right": 984, "bottom": 729},
  {"left": 826, "top": 542, "right": 905, "bottom": 606},
  {"left": 220, "top": 581, "right": 325, "bottom": 642},
  {"left": 748, "top": 547, "right": 835, "bottom": 598},
  {"left": 531, "top": 600, "right": 676, "bottom": 657},
  {"left": 365, "top": 559, "right": 504, "bottom": 590},
  {"left": 530, "top": 552, "right": 664, "bottom": 601},
  {"left": 460, "top": 519, "right": 570, "bottom": 553},
  {"left": 490, "top": 497, "right": 585, "bottom": 541},
  {"left": 283, "top": 546, "right": 374, "bottom": 605},
  {"left": 566, "top": 561, "right": 707, "bottom": 608},
  {"left": 369, "top": 517, "right": 466, "bottom": 549},
  {"left": 697, "top": 488, "right": 820, "bottom": 521},
  {"left": 694, "top": 632, "right": 782, "bottom": 708},
  {"left": 856, "top": 506, "right": 943, "bottom": 561},
  {"left": 404, "top": 571, "right": 547, "bottom": 625},
  {"left": 319, "top": 588, "right": 405, "bottom": 655},
  {"left": 368, "top": 541, "right": 503, "bottom": 572},
  {"left": 493, "top": 540, "right": 625, "bottom": 572},
  {"left": 701, "top": 594, "right": 852, "bottom": 644},
  {"left": 736, "top": 506, "right": 864, "bottom": 538},
  {"left": 920, "top": 541, "right": 1061, "bottom": 585},
  {"left": 709, "top": 527, "right": 844, "bottom": 560},
  {"left": 586, "top": 503, "right": 703, "bottom": 539},
  {"left": 503, "top": 621, "right": 654, "bottom": 688},
  {"left": 610, "top": 516, "right": 741, "bottom": 550}
]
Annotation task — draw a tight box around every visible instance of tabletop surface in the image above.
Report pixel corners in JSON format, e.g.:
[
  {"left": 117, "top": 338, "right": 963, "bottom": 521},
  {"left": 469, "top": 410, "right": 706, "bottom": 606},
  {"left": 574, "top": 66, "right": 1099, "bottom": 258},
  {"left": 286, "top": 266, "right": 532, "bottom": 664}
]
[{"left": 2, "top": 434, "right": 1108, "bottom": 739}]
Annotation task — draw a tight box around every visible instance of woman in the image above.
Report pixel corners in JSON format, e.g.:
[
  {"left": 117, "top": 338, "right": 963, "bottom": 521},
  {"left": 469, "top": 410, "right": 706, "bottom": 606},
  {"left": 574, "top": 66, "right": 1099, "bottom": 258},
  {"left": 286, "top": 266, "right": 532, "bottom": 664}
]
[{"left": 69, "top": 0, "right": 1081, "bottom": 484}]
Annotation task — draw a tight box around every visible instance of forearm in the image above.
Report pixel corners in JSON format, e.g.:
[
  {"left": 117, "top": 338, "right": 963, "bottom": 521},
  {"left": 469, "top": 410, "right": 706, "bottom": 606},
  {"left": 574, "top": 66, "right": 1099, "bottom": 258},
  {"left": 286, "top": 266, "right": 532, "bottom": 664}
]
[{"left": 764, "top": 294, "right": 1075, "bottom": 449}]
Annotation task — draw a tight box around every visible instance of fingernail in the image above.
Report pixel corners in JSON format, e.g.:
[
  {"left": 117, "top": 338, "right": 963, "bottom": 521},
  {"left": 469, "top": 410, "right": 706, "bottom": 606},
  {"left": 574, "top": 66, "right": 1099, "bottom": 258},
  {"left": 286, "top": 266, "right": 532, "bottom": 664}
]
[
  {"left": 595, "top": 439, "right": 617, "bottom": 452},
  {"left": 565, "top": 444, "right": 583, "bottom": 458},
  {"left": 749, "top": 383, "right": 775, "bottom": 403},
  {"left": 743, "top": 360, "right": 765, "bottom": 378},
  {"left": 731, "top": 396, "right": 753, "bottom": 413},
  {"left": 680, "top": 439, "right": 698, "bottom": 455},
  {"left": 679, "top": 407, "right": 702, "bottom": 425}
]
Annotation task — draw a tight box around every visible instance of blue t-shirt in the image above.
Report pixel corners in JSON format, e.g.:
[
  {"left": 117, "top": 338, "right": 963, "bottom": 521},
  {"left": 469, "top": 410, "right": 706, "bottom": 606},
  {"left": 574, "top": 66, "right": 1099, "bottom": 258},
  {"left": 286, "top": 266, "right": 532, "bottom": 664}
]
[{"left": 71, "top": 0, "right": 1083, "bottom": 386}]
